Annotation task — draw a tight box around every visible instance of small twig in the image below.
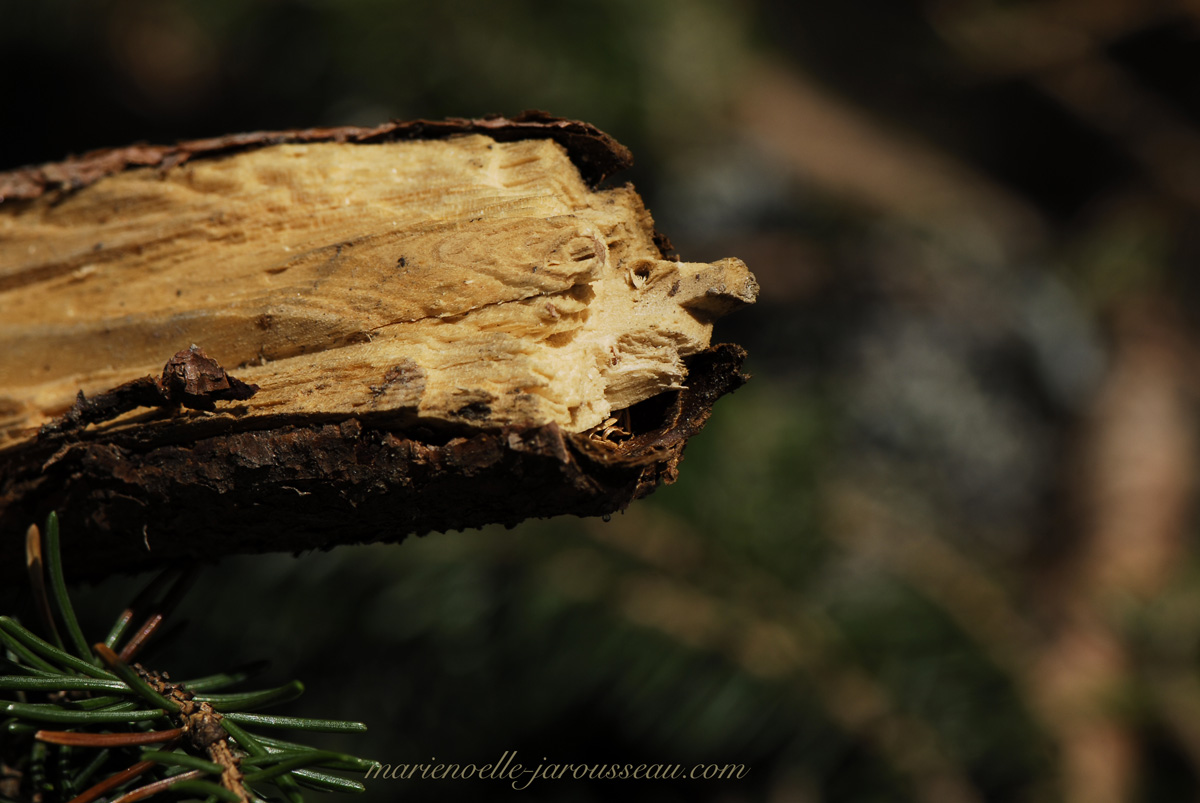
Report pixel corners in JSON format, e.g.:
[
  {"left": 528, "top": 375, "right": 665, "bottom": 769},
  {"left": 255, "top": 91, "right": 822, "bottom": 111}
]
[{"left": 40, "top": 345, "right": 258, "bottom": 436}]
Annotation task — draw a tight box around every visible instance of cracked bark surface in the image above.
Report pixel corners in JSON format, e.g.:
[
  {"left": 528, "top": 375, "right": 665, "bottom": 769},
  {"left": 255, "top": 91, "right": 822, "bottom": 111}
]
[{"left": 0, "top": 115, "right": 756, "bottom": 583}]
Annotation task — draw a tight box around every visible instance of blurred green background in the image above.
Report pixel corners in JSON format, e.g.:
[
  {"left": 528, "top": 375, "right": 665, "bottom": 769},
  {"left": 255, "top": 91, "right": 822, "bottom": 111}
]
[{"left": 6, "top": 0, "right": 1200, "bottom": 801}]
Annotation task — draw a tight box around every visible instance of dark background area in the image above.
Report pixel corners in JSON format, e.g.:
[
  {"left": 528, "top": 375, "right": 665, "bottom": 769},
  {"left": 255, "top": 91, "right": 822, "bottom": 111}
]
[{"left": 6, "top": 1, "right": 1200, "bottom": 801}]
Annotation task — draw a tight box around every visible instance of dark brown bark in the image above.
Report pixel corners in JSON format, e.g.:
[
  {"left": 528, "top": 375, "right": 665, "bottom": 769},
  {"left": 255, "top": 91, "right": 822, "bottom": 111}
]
[{"left": 0, "top": 345, "right": 748, "bottom": 586}]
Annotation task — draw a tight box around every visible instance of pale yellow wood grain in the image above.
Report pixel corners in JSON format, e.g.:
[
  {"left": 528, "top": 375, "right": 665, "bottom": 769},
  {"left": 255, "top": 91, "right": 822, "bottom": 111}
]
[{"left": 0, "top": 135, "right": 756, "bottom": 448}]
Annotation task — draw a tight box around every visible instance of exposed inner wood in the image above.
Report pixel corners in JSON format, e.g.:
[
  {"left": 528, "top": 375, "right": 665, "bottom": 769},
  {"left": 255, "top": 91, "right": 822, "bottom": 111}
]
[{"left": 0, "top": 135, "right": 756, "bottom": 450}]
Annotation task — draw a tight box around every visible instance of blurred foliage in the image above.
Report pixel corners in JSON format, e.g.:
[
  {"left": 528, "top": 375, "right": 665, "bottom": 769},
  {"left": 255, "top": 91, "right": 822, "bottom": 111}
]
[
  {"left": 1, "top": 515, "right": 375, "bottom": 803},
  {"left": 7, "top": 0, "right": 1200, "bottom": 801}
]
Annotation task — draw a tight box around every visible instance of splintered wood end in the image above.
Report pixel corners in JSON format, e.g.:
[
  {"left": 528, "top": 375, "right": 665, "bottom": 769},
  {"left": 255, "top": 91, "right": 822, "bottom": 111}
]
[{"left": 0, "top": 117, "right": 756, "bottom": 581}]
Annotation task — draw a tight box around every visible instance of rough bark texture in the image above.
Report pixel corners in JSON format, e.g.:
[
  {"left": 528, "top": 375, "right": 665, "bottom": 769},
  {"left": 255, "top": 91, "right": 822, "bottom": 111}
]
[
  {"left": 0, "top": 115, "right": 756, "bottom": 582},
  {"left": 1, "top": 343, "right": 747, "bottom": 584},
  {"left": 0, "top": 111, "right": 634, "bottom": 202}
]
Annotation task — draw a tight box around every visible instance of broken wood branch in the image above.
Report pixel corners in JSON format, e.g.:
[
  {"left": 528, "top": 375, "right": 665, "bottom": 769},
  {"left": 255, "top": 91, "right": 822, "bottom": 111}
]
[{"left": 0, "top": 114, "right": 756, "bottom": 582}]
